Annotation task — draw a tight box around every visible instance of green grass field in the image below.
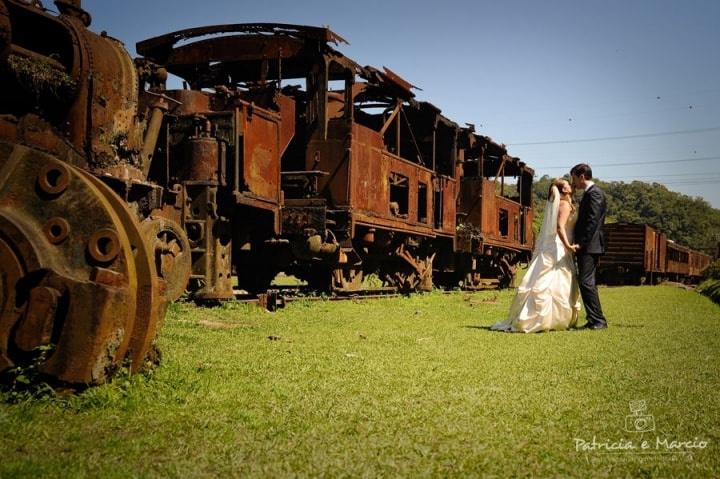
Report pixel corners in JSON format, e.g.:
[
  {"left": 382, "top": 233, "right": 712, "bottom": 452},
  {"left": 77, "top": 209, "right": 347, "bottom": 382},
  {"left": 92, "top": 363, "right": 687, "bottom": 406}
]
[{"left": 2, "top": 285, "right": 719, "bottom": 478}]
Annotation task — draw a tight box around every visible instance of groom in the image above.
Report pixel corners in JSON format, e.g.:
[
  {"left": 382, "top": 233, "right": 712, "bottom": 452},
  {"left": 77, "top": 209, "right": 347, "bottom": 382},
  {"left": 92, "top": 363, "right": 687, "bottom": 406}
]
[{"left": 570, "top": 163, "right": 608, "bottom": 330}]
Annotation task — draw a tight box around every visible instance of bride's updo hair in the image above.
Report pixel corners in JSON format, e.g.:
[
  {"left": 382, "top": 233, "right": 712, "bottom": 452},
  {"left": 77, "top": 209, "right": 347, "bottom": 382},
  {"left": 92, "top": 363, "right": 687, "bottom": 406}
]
[{"left": 548, "top": 177, "right": 566, "bottom": 200}]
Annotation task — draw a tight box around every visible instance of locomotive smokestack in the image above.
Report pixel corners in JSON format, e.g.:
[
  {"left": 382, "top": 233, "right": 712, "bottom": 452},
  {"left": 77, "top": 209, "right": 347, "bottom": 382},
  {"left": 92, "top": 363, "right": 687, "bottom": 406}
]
[{"left": 54, "top": 0, "right": 91, "bottom": 26}]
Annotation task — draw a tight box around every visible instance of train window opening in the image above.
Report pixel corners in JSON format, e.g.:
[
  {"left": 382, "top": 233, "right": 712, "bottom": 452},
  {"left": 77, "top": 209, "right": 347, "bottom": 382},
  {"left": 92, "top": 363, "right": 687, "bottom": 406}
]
[
  {"left": 495, "top": 175, "right": 520, "bottom": 202},
  {"left": 462, "top": 160, "right": 478, "bottom": 177},
  {"left": 514, "top": 214, "right": 519, "bottom": 241},
  {"left": 328, "top": 80, "right": 345, "bottom": 91},
  {"left": 520, "top": 171, "right": 533, "bottom": 207},
  {"left": 232, "top": 135, "right": 245, "bottom": 193},
  {"left": 354, "top": 104, "right": 386, "bottom": 132},
  {"left": 499, "top": 209, "right": 509, "bottom": 237},
  {"left": 434, "top": 122, "right": 456, "bottom": 177},
  {"left": 433, "top": 189, "right": 443, "bottom": 229},
  {"left": 389, "top": 173, "right": 409, "bottom": 218},
  {"left": 667, "top": 247, "right": 689, "bottom": 263},
  {"left": 398, "top": 109, "right": 425, "bottom": 165},
  {"left": 327, "top": 79, "right": 348, "bottom": 120},
  {"left": 354, "top": 98, "right": 439, "bottom": 168},
  {"left": 384, "top": 108, "right": 399, "bottom": 151},
  {"left": 480, "top": 155, "right": 502, "bottom": 179},
  {"left": 283, "top": 78, "right": 308, "bottom": 91},
  {"left": 417, "top": 183, "right": 428, "bottom": 223},
  {"left": 353, "top": 100, "right": 401, "bottom": 150}
]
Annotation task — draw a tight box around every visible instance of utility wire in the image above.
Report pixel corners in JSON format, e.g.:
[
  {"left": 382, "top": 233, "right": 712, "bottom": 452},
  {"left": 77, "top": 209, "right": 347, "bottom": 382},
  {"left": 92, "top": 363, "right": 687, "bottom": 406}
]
[
  {"left": 508, "top": 126, "right": 720, "bottom": 146},
  {"left": 601, "top": 172, "right": 720, "bottom": 179},
  {"left": 541, "top": 155, "right": 720, "bottom": 169},
  {"left": 646, "top": 179, "right": 720, "bottom": 185}
]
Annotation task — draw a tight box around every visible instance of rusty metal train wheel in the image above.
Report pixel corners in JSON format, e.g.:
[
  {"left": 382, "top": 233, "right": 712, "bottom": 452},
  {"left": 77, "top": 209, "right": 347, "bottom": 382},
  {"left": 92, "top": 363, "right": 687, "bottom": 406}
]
[
  {"left": 0, "top": 224, "right": 34, "bottom": 372},
  {"left": 331, "top": 267, "right": 364, "bottom": 292},
  {"left": 380, "top": 245, "right": 435, "bottom": 293},
  {"left": 0, "top": 143, "right": 166, "bottom": 385},
  {"left": 141, "top": 216, "right": 191, "bottom": 302},
  {"left": 77, "top": 170, "right": 167, "bottom": 372}
]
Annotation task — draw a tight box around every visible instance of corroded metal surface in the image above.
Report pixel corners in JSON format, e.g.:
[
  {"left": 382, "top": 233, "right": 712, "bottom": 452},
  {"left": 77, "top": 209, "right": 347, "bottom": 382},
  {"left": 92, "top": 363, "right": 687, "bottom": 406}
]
[
  {"left": 599, "top": 222, "right": 711, "bottom": 285},
  {"left": 140, "top": 216, "right": 191, "bottom": 302},
  {"left": 1, "top": 0, "right": 540, "bottom": 386},
  {"left": 136, "top": 9, "right": 535, "bottom": 295},
  {"left": 0, "top": 144, "right": 165, "bottom": 384},
  {"left": 0, "top": 0, "right": 168, "bottom": 385}
]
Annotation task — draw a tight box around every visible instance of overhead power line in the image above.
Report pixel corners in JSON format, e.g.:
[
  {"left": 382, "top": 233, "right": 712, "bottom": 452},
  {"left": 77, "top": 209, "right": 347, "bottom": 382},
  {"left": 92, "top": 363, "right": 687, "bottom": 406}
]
[
  {"left": 600, "top": 172, "right": 720, "bottom": 179},
  {"left": 644, "top": 179, "right": 720, "bottom": 185},
  {"left": 542, "top": 155, "right": 720, "bottom": 170},
  {"left": 507, "top": 126, "right": 720, "bottom": 146}
]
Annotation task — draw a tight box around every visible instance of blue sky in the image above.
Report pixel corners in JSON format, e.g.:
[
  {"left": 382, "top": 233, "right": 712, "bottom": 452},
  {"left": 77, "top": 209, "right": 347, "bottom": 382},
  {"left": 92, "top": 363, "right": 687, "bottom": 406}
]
[{"left": 81, "top": 0, "right": 720, "bottom": 206}]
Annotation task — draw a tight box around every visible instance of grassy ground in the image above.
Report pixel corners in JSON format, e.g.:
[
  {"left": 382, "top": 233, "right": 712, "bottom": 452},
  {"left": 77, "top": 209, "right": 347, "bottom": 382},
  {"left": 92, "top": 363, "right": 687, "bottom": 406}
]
[{"left": 1, "top": 285, "right": 719, "bottom": 478}]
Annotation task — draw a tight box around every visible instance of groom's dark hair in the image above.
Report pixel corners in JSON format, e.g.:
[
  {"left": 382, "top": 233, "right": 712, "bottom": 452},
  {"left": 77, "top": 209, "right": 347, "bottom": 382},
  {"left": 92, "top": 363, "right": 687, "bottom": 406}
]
[{"left": 570, "top": 163, "right": 593, "bottom": 179}]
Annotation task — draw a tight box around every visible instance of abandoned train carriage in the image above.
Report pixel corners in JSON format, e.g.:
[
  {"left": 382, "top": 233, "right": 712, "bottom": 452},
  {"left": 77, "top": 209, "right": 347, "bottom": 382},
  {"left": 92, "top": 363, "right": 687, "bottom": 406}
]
[
  {"left": 136, "top": 23, "right": 535, "bottom": 295},
  {"left": 454, "top": 136, "right": 534, "bottom": 289},
  {"left": 598, "top": 223, "right": 711, "bottom": 285}
]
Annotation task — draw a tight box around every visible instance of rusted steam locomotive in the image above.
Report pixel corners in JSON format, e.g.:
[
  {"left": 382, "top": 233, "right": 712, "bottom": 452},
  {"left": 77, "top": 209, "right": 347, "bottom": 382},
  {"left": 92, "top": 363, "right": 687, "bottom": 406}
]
[
  {"left": 598, "top": 223, "right": 712, "bottom": 285},
  {"left": 0, "top": 0, "right": 534, "bottom": 385},
  {"left": 134, "top": 22, "right": 535, "bottom": 297}
]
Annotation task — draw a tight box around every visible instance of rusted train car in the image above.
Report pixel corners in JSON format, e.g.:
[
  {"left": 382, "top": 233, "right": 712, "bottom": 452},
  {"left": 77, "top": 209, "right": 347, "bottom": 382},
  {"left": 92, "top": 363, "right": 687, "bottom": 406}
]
[
  {"left": 136, "top": 22, "right": 535, "bottom": 295},
  {"left": 0, "top": 0, "right": 533, "bottom": 384},
  {"left": 598, "top": 223, "right": 711, "bottom": 285}
]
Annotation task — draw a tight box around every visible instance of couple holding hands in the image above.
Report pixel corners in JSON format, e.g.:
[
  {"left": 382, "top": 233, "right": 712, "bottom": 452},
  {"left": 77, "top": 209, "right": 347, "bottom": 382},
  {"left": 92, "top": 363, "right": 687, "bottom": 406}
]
[{"left": 492, "top": 163, "right": 609, "bottom": 333}]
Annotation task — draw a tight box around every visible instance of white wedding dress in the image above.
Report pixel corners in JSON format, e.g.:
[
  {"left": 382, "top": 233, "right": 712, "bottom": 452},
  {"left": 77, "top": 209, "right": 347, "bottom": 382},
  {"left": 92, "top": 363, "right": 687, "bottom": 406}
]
[{"left": 491, "top": 187, "right": 581, "bottom": 333}]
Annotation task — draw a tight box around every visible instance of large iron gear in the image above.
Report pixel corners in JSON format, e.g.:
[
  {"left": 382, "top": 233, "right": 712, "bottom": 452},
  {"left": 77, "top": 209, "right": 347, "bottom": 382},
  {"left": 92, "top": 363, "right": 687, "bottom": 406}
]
[{"left": 0, "top": 143, "right": 166, "bottom": 385}]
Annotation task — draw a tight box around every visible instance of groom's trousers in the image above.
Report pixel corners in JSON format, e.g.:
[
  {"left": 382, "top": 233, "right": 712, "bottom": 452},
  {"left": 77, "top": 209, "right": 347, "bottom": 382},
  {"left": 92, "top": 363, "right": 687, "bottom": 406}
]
[{"left": 576, "top": 253, "right": 607, "bottom": 326}]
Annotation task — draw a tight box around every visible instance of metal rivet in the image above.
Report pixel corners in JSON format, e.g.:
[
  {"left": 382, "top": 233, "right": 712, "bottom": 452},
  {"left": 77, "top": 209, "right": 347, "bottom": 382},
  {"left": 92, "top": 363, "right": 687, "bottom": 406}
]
[
  {"left": 37, "top": 163, "right": 70, "bottom": 195},
  {"left": 88, "top": 228, "right": 120, "bottom": 263},
  {"left": 44, "top": 217, "right": 70, "bottom": 244}
]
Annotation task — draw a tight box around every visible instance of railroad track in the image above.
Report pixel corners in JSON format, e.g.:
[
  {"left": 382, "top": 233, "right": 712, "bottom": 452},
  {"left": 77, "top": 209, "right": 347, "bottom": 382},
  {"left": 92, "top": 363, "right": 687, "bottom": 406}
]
[
  {"left": 222, "top": 286, "right": 401, "bottom": 311},
  {"left": 193, "top": 283, "right": 487, "bottom": 311}
]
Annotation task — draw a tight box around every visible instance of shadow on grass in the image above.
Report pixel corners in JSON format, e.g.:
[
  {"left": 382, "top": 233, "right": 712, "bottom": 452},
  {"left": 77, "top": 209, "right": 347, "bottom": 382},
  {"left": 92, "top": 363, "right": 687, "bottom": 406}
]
[{"left": 462, "top": 324, "right": 643, "bottom": 333}]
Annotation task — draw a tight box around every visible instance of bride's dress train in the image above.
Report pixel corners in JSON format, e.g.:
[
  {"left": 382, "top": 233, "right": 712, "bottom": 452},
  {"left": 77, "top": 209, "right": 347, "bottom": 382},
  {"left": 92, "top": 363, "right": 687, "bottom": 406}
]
[{"left": 491, "top": 191, "right": 581, "bottom": 333}]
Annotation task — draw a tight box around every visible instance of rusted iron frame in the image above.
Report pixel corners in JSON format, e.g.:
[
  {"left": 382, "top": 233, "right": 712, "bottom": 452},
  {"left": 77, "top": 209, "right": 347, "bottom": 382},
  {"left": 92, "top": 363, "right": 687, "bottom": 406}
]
[
  {"left": 491, "top": 155, "right": 509, "bottom": 196},
  {"left": 140, "top": 93, "right": 177, "bottom": 177},
  {"left": 396, "top": 106, "right": 401, "bottom": 158},
  {"left": 379, "top": 101, "right": 402, "bottom": 137},
  {"left": 431, "top": 128, "right": 437, "bottom": 172},
  {"left": 380, "top": 66, "right": 416, "bottom": 92},
  {"left": 361, "top": 65, "right": 416, "bottom": 100},
  {"left": 352, "top": 216, "right": 435, "bottom": 238},
  {"left": 395, "top": 242, "right": 436, "bottom": 277},
  {"left": 344, "top": 72, "right": 355, "bottom": 121},
  {"left": 137, "top": 23, "right": 349, "bottom": 59},
  {"left": 220, "top": 99, "right": 283, "bottom": 202},
  {"left": 400, "top": 108, "right": 424, "bottom": 166}
]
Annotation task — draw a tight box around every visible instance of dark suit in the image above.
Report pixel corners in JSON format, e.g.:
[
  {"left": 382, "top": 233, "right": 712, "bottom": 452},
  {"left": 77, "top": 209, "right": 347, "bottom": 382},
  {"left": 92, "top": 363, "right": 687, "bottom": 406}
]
[{"left": 574, "top": 184, "right": 608, "bottom": 327}]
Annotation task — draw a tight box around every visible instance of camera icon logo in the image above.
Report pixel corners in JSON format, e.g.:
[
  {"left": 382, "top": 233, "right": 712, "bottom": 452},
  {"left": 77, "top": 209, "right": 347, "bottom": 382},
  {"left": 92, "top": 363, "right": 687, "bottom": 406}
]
[{"left": 625, "top": 400, "right": 655, "bottom": 433}]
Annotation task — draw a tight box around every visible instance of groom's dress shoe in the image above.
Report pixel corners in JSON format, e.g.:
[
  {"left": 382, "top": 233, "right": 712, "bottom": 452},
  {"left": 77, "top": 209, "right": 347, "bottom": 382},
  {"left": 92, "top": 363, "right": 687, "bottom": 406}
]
[{"left": 582, "top": 322, "right": 608, "bottom": 330}]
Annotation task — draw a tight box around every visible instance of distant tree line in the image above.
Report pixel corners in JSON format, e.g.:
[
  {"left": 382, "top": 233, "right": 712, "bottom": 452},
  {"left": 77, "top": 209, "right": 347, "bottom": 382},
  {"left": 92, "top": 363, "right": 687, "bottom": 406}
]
[{"left": 531, "top": 175, "right": 720, "bottom": 255}]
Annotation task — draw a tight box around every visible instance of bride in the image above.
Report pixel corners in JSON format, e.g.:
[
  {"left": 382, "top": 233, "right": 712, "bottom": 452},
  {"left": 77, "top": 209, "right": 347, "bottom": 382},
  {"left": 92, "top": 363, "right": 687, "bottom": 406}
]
[{"left": 491, "top": 178, "right": 581, "bottom": 333}]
